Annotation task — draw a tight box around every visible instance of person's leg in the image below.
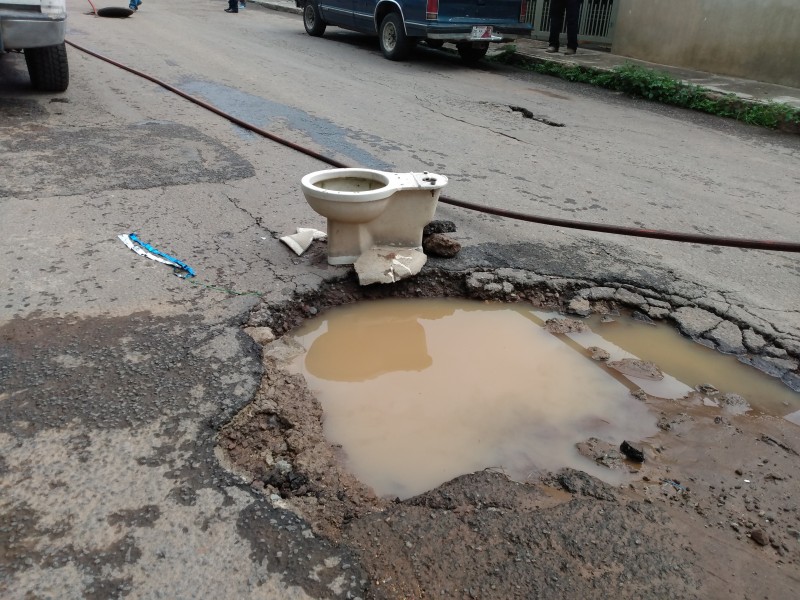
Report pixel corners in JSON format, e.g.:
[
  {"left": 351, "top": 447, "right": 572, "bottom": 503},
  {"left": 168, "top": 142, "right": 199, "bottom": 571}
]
[
  {"left": 226, "top": 0, "right": 238, "bottom": 11},
  {"left": 565, "top": 0, "right": 580, "bottom": 51},
  {"left": 548, "top": 0, "right": 566, "bottom": 50}
]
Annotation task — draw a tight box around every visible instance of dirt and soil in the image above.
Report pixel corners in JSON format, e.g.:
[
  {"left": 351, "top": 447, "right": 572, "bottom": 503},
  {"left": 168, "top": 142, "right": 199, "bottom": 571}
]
[{"left": 218, "top": 273, "right": 800, "bottom": 599}]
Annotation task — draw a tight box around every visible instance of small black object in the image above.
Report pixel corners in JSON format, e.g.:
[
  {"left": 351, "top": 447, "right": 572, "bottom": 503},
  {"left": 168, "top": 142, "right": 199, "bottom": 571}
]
[{"left": 620, "top": 440, "right": 645, "bottom": 462}]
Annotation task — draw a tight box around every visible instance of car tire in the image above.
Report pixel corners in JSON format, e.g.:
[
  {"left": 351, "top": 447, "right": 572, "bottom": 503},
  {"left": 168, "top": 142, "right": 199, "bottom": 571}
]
[
  {"left": 379, "top": 13, "right": 411, "bottom": 61},
  {"left": 24, "top": 42, "right": 69, "bottom": 92},
  {"left": 457, "top": 43, "right": 489, "bottom": 66},
  {"left": 303, "top": 1, "right": 326, "bottom": 37}
]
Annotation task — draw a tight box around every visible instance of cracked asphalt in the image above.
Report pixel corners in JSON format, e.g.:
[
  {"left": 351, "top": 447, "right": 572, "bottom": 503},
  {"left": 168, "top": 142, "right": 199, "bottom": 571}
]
[{"left": 1, "top": 1, "right": 798, "bottom": 598}]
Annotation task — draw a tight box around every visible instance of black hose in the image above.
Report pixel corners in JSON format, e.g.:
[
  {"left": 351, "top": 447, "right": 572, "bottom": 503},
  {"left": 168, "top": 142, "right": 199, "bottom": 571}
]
[{"left": 65, "top": 40, "right": 800, "bottom": 253}]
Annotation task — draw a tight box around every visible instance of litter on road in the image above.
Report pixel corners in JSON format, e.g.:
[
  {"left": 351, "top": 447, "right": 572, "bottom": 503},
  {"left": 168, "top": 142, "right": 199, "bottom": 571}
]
[
  {"left": 280, "top": 227, "right": 326, "bottom": 256},
  {"left": 118, "top": 232, "right": 196, "bottom": 278}
]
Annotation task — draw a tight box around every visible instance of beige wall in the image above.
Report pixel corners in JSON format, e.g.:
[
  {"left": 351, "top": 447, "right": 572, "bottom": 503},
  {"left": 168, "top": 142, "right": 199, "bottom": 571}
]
[{"left": 612, "top": 0, "right": 800, "bottom": 88}]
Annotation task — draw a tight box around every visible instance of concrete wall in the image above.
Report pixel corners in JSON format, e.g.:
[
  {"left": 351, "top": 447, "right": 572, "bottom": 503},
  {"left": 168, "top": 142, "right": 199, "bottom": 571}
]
[{"left": 612, "top": 0, "right": 800, "bottom": 88}]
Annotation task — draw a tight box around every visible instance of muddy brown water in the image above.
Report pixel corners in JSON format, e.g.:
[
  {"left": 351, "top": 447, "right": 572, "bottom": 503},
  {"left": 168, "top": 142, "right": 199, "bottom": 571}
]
[{"left": 289, "top": 298, "right": 800, "bottom": 499}]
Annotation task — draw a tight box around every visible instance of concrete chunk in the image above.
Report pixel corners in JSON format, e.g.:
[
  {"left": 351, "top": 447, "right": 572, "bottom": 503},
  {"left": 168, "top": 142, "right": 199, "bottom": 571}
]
[
  {"left": 670, "top": 307, "right": 722, "bottom": 338},
  {"left": 705, "top": 320, "right": 746, "bottom": 354},
  {"left": 354, "top": 247, "right": 427, "bottom": 286}
]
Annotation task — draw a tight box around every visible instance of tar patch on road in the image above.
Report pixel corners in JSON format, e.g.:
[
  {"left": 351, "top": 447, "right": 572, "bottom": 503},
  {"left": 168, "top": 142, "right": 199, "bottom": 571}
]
[
  {"left": 0, "top": 122, "right": 254, "bottom": 198},
  {"left": 0, "top": 311, "right": 257, "bottom": 435}
]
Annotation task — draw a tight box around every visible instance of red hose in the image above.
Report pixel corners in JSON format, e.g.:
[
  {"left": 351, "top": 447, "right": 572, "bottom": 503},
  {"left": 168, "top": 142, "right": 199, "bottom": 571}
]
[{"left": 65, "top": 39, "right": 800, "bottom": 253}]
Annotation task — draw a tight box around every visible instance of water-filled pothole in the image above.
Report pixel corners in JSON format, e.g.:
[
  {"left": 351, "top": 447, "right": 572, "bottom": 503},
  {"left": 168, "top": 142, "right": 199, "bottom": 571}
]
[{"left": 288, "top": 298, "right": 800, "bottom": 500}]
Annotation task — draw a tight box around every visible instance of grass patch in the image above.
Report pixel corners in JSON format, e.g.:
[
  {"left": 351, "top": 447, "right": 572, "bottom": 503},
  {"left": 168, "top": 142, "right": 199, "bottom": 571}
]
[{"left": 490, "top": 46, "right": 800, "bottom": 131}]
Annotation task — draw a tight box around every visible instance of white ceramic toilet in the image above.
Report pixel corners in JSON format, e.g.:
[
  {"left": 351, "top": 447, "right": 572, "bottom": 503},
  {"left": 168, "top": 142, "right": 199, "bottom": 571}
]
[{"left": 301, "top": 168, "right": 448, "bottom": 265}]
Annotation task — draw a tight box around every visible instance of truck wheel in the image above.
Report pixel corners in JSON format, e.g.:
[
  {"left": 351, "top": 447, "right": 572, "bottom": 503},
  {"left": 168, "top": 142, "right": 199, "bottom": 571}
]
[
  {"left": 24, "top": 42, "right": 69, "bottom": 92},
  {"left": 379, "top": 13, "right": 411, "bottom": 61},
  {"left": 303, "top": 1, "right": 326, "bottom": 37},
  {"left": 457, "top": 43, "right": 489, "bottom": 66}
]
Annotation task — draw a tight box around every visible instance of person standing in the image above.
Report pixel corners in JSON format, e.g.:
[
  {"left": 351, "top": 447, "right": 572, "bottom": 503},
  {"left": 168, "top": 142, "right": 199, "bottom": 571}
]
[{"left": 546, "top": 0, "right": 581, "bottom": 55}]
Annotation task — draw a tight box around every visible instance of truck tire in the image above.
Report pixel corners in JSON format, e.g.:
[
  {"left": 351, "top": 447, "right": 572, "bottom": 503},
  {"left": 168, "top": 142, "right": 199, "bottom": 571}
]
[
  {"left": 303, "top": 1, "right": 326, "bottom": 37},
  {"left": 379, "top": 13, "right": 411, "bottom": 61},
  {"left": 25, "top": 42, "right": 69, "bottom": 92},
  {"left": 457, "top": 43, "right": 489, "bottom": 66}
]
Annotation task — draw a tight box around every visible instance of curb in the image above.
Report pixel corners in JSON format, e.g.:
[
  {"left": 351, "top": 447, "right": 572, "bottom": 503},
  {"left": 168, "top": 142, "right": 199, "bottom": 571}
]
[
  {"left": 498, "top": 50, "right": 800, "bottom": 134},
  {"left": 251, "top": 0, "right": 301, "bottom": 15}
]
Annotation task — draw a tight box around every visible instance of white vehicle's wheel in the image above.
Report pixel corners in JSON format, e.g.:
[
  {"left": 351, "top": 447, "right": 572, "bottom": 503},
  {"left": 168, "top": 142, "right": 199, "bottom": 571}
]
[{"left": 25, "top": 42, "right": 69, "bottom": 92}]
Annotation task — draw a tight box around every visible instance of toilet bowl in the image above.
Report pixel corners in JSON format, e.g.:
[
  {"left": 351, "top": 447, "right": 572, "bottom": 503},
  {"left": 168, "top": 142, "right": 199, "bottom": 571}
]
[{"left": 301, "top": 168, "right": 448, "bottom": 265}]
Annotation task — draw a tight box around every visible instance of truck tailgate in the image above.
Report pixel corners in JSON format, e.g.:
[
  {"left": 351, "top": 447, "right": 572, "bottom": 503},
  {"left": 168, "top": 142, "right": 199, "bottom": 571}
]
[{"left": 437, "top": 0, "right": 523, "bottom": 23}]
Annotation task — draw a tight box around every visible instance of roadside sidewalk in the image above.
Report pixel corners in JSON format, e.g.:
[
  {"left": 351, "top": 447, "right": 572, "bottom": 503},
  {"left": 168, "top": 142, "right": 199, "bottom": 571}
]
[{"left": 252, "top": 0, "right": 800, "bottom": 110}]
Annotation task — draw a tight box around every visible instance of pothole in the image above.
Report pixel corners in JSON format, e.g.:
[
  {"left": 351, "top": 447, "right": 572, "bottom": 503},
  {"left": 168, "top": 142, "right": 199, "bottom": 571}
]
[
  {"left": 287, "top": 298, "right": 657, "bottom": 499},
  {"left": 218, "top": 270, "right": 800, "bottom": 597}
]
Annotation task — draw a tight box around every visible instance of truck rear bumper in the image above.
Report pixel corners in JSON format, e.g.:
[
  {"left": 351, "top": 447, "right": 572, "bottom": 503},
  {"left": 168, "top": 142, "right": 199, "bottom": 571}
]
[
  {"left": 0, "top": 15, "right": 66, "bottom": 51},
  {"left": 427, "top": 33, "right": 521, "bottom": 42}
]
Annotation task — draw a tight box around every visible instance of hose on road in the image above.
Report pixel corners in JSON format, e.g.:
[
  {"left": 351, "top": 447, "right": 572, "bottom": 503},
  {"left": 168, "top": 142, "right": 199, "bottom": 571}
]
[{"left": 65, "top": 40, "right": 800, "bottom": 253}]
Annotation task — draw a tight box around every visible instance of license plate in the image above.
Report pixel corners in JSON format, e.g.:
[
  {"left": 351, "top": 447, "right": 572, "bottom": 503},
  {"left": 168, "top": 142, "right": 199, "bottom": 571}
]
[{"left": 471, "top": 26, "right": 493, "bottom": 40}]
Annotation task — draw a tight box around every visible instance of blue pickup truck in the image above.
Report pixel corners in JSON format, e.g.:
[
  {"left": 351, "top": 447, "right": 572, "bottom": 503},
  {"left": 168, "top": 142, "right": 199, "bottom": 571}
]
[{"left": 296, "top": 0, "right": 532, "bottom": 64}]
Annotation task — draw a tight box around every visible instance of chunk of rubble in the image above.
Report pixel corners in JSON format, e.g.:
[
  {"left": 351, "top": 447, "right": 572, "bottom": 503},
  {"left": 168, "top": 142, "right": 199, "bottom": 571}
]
[
  {"left": 705, "top": 320, "right": 746, "bottom": 354},
  {"left": 545, "top": 318, "right": 589, "bottom": 334},
  {"left": 607, "top": 358, "right": 664, "bottom": 381},
  {"left": 719, "top": 392, "right": 751, "bottom": 413},
  {"left": 422, "top": 219, "right": 457, "bottom": 236},
  {"left": 244, "top": 326, "right": 276, "bottom": 345},
  {"left": 620, "top": 440, "right": 645, "bottom": 462},
  {"left": 354, "top": 247, "right": 427, "bottom": 285},
  {"left": 588, "top": 346, "right": 611, "bottom": 361},
  {"left": 576, "top": 438, "right": 624, "bottom": 470},
  {"left": 695, "top": 383, "right": 719, "bottom": 395},
  {"left": 670, "top": 307, "right": 722, "bottom": 338},
  {"left": 422, "top": 233, "right": 461, "bottom": 258},
  {"left": 568, "top": 297, "right": 592, "bottom": 316},
  {"left": 742, "top": 329, "right": 767, "bottom": 352}
]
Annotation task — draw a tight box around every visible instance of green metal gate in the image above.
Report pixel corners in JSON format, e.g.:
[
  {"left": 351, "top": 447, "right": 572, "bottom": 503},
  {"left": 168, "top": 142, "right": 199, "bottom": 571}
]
[{"left": 526, "top": 0, "right": 619, "bottom": 46}]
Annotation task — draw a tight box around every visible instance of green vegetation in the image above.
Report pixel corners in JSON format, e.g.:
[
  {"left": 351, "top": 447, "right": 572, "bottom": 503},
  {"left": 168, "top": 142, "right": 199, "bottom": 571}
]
[{"left": 491, "top": 46, "right": 800, "bottom": 131}]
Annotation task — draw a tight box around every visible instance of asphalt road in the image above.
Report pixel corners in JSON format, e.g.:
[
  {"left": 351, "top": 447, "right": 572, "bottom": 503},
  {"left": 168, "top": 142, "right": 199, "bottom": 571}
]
[{"left": 1, "top": 1, "right": 798, "bottom": 598}]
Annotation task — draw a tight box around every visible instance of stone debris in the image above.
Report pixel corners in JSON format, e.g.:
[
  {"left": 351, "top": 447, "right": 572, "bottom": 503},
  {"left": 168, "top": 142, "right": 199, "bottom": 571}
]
[
  {"left": 607, "top": 358, "right": 664, "bottom": 381},
  {"left": 695, "top": 383, "right": 719, "bottom": 395},
  {"left": 620, "top": 440, "right": 645, "bottom": 462},
  {"left": 614, "top": 288, "right": 647, "bottom": 307},
  {"left": 422, "top": 219, "right": 456, "bottom": 236},
  {"left": 568, "top": 297, "right": 592, "bottom": 316},
  {"left": 750, "top": 529, "right": 769, "bottom": 546},
  {"left": 742, "top": 329, "right": 768, "bottom": 352},
  {"left": 244, "top": 326, "right": 276, "bottom": 345},
  {"left": 704, "top": 320, "right": 746, "bottom": 354},
  {"left": 581, "top": 286, "right": 616, "bottom": 300},
  {"left": 422, "top": 233, "right": 461, "bottom": 258},
  {"left": 632, "top": 311, "right": 655, "bottom": 325},
  {"left": 588, "top": 346, "right": 610, "bottom": 361},
  {"left": 670, "top": 307, "right": 722, "bottom": 338},
  {"left": 646, "top": 307, "right": 671, "bottom": 320},
  {"left": 353, "top": 247, "right": 427, "bottom": 285},
  {"left": 576, "top": 438, "right": 625, "bottom": 469},
  {"left": 544, "top": 318, "right": 589, "bottom": 334}
]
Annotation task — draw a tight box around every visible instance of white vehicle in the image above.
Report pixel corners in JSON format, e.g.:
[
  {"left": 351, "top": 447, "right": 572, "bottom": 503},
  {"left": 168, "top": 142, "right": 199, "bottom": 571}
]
[{"left": 0, "top": 0, "right": 68, "bottom": 91}]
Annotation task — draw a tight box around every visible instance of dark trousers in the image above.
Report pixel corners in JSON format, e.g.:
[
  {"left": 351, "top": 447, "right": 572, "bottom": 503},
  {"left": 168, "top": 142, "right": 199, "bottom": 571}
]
[
  {"left": 549, "top": 0, "right": 580, "bottom": 50},
  {"left": 227, "top": 0, "right": 238, "bottom": 11}
]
